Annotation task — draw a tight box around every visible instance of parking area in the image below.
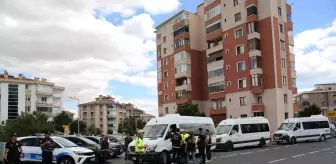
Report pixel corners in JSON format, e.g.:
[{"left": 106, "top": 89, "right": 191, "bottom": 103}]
[{"left": 110, "top": 139, "right": 336, "bottom": 164}]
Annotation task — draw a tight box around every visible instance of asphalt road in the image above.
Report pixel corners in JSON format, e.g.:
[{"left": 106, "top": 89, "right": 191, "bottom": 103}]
[{"left": 108, "top": 138, "right": 336, "bottom": 164}]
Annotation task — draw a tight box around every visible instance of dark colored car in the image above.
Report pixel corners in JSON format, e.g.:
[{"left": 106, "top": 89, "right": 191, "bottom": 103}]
[
  {"left": 85, "top": 136, "right": 124, "bottom": 158},
  {"left": 61, "top": 136, "right": 104, "bottom": 162},
  {"left": 107, "top": 135, "right": 125, "bottom": 148}
]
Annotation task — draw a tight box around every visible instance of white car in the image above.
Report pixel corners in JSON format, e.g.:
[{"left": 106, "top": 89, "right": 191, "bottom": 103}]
[{"left": 18, "top": 136, "right": 96, "bottom": 164}]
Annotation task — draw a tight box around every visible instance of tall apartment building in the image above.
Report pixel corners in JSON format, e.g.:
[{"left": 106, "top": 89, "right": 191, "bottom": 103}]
[
  {"left": 294, "top": 84, "right": 336, "bottom": 115},
  {"left": 156, "top": 0, "right": 297, "bottom": 130},
  {"left": 0, "top": 71, "right": 65, "bottom": 121}
]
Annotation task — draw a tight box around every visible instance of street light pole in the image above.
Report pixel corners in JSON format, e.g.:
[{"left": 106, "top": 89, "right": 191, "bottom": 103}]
[{"left": 69, "top": 97, "right": 80, "bottom": 135}]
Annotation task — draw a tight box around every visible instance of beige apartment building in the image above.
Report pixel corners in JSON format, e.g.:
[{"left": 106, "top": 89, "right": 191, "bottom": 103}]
[
  {"left": 295, "top": 84, "right": 336, "bottom": 115},
  {"left": 156, "top": 0, "right": 297, "bottom": 130}
]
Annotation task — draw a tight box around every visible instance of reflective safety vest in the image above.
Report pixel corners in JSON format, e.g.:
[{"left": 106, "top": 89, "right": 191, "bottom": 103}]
[
  {"left": 182, "top": 133, "right": 190, "bottom": 144},
  {"left": 135, "top": 137, "right": 145, "bottom": 153}
]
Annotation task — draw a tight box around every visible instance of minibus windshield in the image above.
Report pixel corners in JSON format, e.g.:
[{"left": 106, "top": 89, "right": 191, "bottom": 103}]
[
  {"left": 216, "top": 125, "right": 232, "bottom": 135},
  {"left": 143, "top": 124, "right": 168, "bottom": 139},
  {"left": 278, "top": 123, "right": 295, "bottom": 131}
]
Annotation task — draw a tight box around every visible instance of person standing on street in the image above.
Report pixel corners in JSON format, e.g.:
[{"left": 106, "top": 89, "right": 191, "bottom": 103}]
[
  {"left": 100, "top": 134, "right": 109, "bottom": 162},
  {"left": 124, "top": 133, "right": 133, "bottom": 160},
  {"left": 186, "top": 131, "right": 196, "bottom": 164},
  {"left": 205, "top": 129, "right": 212, "bottom": 162},
  {"left": 40, "top": 133, "right": 55, "bottom": 164},
  {"left": 180, "top": 129, "right": 189, "bottom": 164},
  {"left": 4, "top": 133, "right": 22, "bottom": 164},
  {"left": 135, "top": 129, "right": 147, "bottom": 164},
  {"left": 197, "top": 128, "right": 206, "bottom": 164},
  {"left": 171, "top": 128, "right": 182, "bottom": 164}
]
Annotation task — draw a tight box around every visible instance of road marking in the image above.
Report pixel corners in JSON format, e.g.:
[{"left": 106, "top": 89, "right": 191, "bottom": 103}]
[
  {"left": 273, "top": 147, "right": 281, "bottom": 150},
  {"left": 257, "top": 149, "right": 270, "bottom": 152},
  {"left": 221, "top": 154, "right": 237, "bottom": 158},
  {"left": 322, "top": 148, "right": 331, "bottom": 151},
  {"left": 268, "top": 158, "right": 287, "bottom": 163},
  {"left": 284, "top": 145, "right": 292, "bottom": 148},
  {"left": 292, "top": 154, "right": 306, "bottom": 158},
  {"left": 211, "top": 157, "right": 216, "bottom": 160},
  {"left": 308, "top": 150, "right": 320, "bottom": 154},
  {"left": 240, "top": 151, "right": 253, "bottom": 155}
]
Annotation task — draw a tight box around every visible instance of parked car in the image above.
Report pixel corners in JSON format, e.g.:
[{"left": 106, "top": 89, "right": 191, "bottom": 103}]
[
  {"left": 61, "top": 135, "right": 104, "bottom": 162},
  {"left": 107, "top": 135, "right": 125, "bottom": 146},
  {"left": 330, "top": 124, "right": 336, "bottom": 138},
  {"left": 18, "top": 135, "right": 95, "bottom": 164},
  {"left": 85, "top": 136, "right": 124, "bottom": 158}
]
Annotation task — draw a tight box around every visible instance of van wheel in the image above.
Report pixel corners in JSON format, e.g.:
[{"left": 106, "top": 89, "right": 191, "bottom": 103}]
[
  {"left": 320, "top": 135, "right": 326, "bottom": 142},
  {"left": 159, "top": 151, "right": 168, "bottom": 164},
  {"left": 259, "top": 138, "right": 266, "bottom": 148},
  {"left": 58, "top": 157, "right": 74, "bottom": 164},
  {"left": 226, "top": 142, "right": 233, "bottom": 152},
  {"left": 276, "top": 141, "right": 281, "bottom": 145},
  {"left": 290, "top": 137, "right": 296, "bottom": 145}
]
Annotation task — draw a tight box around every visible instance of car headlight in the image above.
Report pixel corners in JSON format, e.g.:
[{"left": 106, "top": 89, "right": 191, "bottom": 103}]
[
  {"left": 146, "top": 145, "right": 157, "bottom": 152},
  {"left": 74, "top": 151, "right": 88, "bottom": 156}
]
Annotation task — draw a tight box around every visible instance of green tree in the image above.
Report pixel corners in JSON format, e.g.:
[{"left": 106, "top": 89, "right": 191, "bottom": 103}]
[
  {"left": 87, "top": 125, "right": 103, "bottom": 135},
  {"left": 117, "top": 117, "right": 146, "bottom": 135},
  {"left": 107, "top": 129, "right": 113, "bottom": 134},
  {"left": 70, "top": 120, "right": 87, "bottom": 134},
  {"left": 53, "top": 111, "right": 74, "bottom": 132},
  {"left": 176, "top": 103, "right": 205, "bottom": 117},
  {"left": 298, "top": 104, "right": 322, "bottom": 117}
]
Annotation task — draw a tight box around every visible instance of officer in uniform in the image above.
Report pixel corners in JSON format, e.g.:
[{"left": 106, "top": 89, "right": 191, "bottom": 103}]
[
  {"left": 205, "top": 129, "right": 212, "bottom": 162},
  {"left": 171, "top": 128, "right": 182, "bottom": 164},
  {"left": 100, "top": 134, "right": 109, "bottom": 162},
  {"left": 180, "top": 129, "right": 189, "bottom": 164},
  {"left": 197, "top": 128, "right": 206, "bottom": 164},
  {"left": 40, "top": 133, "right": 55, "bottom": 164},
  {"left": 4, "top": 133, "right": 22, "bottom": 164},
  {"left": 124, "top": 133, "right": 133, "bottom": 160},
  {"left": 135, "top": 129, "right": 147, "bottom": 164}
]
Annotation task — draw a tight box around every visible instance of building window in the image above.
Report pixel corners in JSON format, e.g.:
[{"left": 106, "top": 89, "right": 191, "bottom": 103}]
[
  {"left": 226, "top": 49, "right": 230, "bottom": 54},
  {"left": 287, "top": 13, "right": 292, "bottom": 21},
  {"left": 25, "top": 96, "right": 31, "bottom": 101},
  {"left": 289, "top": 45, "right": 294, "bottom": 54},
  {"left": 246, "top": 6, "right": 258, "bottom": 16},
  {"left": 282, "top": 76, "right": 287, "bottom": 86},
  {"left": 253, "top": 111, "right": 264, "bottom": 117},
  {"left": 237, "top": 61, "right": 246, "bottom": 72},
  {"left": 172, "top": 12, "right": 188, "bottom": 24},
  {"left": 291, "top": 78, "right": 296, "bottom": 87},
  {"left": 25, "top": 85, "right": 29, "bottom": 89},
  {"left": 205, "top": 5, "right": 221, "bottom": 21},
  {"left": 157, "top": 49, "right": 161, "bottom": 57},
  {"left": 238, "top": 79, "right": 247, "bottom": 89},
  {"left": 257, "top": 96, "right": 263, "bottom": 103},
  {"left": 224, "top": 33, "right": 228, "bottom": 38},
  {"left": 281, "top": 58, "right": 286, "bottom": 68},
  {"left": 164, "top": 83, "right": 168, "bottom": 89},
  {"left": 235, "top": 28, "right": 243, "bottom": 39},
  {"left": 233, "top": 0, "right": 238, "bottom": 6},
  {"left": 250, "top": 56, "right": 262, "bottom": 69},
  {"left": 163, "top": 59, "right": 167, "bottom": 66},
  {"left": 208, "top": 81, "right": 225, "bottom": 93},
  {"left": 175, "top": 64, "right": 190, "bottom": 73},
  {"left": 248, "top": 38, "right": 261, "bottom": 51},
  {"left": 285, "top": 112, "right": 289, "bottom": 119},
  {"left": 42, "top": 97, "right": 47, "bottom": 102},
  {"left": 239, "top": 97, "right": 247, "bottom": 106},
  {"left": 157, "top": 72, "right": 162, "bottom": 80},
  {"left": 174, "top": 26, "right": 189, "bottom": 36},
  {"left": 284, "top": 94, "right": 288, "bottom": 103},
  {"left": 234, "top": 12, "right": 241, "bottom": 22},
  {"left": 157, "top": 61, "right": 161, "bottom": 68},
  {"left": 226, "top": 65, "right": 230, "bottom": 70},
  {"left": 25, "top": 106, "right": 31, "bottom": 113},
  {"left": 280, "top": 40, "right": 285, "bottom": 50},
  {"left": 278, "top": 7, "right": 282, "bottom": 16},
  {"left": 174, "top": 38, "right": 189, "bottom": 49},
  {"left": 251, "top": 74, "right": 262, "bottom": 87},
  {"left": 279, "top": 24, "right": 284, "bottom": 33},
  {"left": 247, "top": 22, "right": 259, "bottom": 34},
  {"left": 236, "top": 45, "right": 244, "bottom": 55},
  {"left": 163, "top": 36, "right": 166, "bottom": 43},
  {"left": 227, "top": 81, "right": 231, "bottom": 86},
  {"left": 174, "top": 51, "right": 189, "bottom": 61},
  {"left": 291, "top": 61, "right": 295, "bottom": 70},
  {"left": 206, "top": 21, "right": 221, "bottom": 34},
  {"left": 163, "top": 71, "right": 168, "bottom": 78},
  {"left": 163, "top": 48, "right": 167, "bottom": 54},
  {"left": 165, "top": 107, "right": 169, "bottom": 114},
  {"left": 176, "top": 90, "right": 191, "bottom": 99},
  {"left": 164, "top": 95, "right": 169, "bottom": 102},
  {"left": 208, "top": 68, "right": 224, "bottom": 78}
]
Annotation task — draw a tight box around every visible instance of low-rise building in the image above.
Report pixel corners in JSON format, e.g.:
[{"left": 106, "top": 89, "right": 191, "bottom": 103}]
[{"left": 142, "top": 113, "right": 155, "bottom": 122}]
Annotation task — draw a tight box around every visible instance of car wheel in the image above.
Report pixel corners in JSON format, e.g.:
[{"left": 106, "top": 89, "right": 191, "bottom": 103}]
[
  {"left": 58, "top": 157, "right": 74, "bottom": 164},
  {"left": 320, "top": 135, "right": 326, "bottom": 142},
  {"left": 159, "top": 151, "right": 169, "bottom": 164},
  {"left": 226, "top": 142, "right": 234, "bottom": 152},
  {"left": 276, "top": 141, "right": 281, "bottom": 145},
  {"left": 259, "top": 138, "right": 266, "bottom": 148},
  {"left": 290, "top": 137, "right": 296, "bottom": 145}
]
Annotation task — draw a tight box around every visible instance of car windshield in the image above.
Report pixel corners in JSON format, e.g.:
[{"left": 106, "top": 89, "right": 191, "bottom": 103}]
[
  {"left": 79, "top": 137, "right": 98, "bottom": 145},
  {"left": 278, "top": 123, "right": 295, "bottom": 131},
  {"left": 143, "top": 124, "right": 168, "bottom": 139},
  {"left": 216, "top": 125, "right": 232, "bottom": 135},
  {"left": 109, "top": 135, "right": 122, "bottom": 141},
  {"left": 52, "top": 137, "right": 78, "bottom": 148}
]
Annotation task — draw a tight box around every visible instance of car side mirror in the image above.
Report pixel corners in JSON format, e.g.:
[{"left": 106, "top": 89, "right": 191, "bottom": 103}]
[{"left": 230, "top": 130, "right": 237, "bottom": 135}]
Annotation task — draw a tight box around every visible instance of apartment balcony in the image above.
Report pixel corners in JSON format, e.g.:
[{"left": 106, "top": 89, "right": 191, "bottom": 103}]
[
  {"left": 174, "top": 32, "right": 190, "bottom": 42},
  {"left": 248, "top": 32, "right": 260, "bottom": 40},
  {"left": 176, "top": 91, "right": 191, "bottom": 104},
  {"left": 108, "top": 120, "right": 117, "bottom": 125},
  {"left": 291, "top": 70, "right": 296, "bottom": 78},
  {"left": 25, "top": 101, "right": 31, "bottom": 106},
  {"left": 173, "top": 19, "right": 189, "bottom": 30},
  {"left": 207, "top": 60, "right": 224, "bottom": 71},
  {"left": 25, "top": 89, "right": 31, "bottom": 96},
  {"left": 250, "top": 68, "right": 263, "bottom": 75},
  {"left": 252, "top": 103, "right": 265, "bottom": 111},
  {"left": 249, "top": 49, "right": 261, "bottom": 57},
  {"left": 251, "top": 86, "right": 264, "bottom": 94},
  {"left": 289, "top": 36, "right": 294, "bottom": 46},
  {"left": 245, "top": 0, "right": 258, "bottom": 7},
  {"left": 209, "top": 107, "right": 227, "bottom": 116},
  {"left": 36, "top": 91, "right": 53, "bottom": 96},
  {"left": 175, "top": 84, "right": 192, "bottom": 92},
  {"left": 206, "top": 30, "right": 222, "bottom": 42},
  {"left": 37, "top": 102, "right": 53, "bottom": 107},
  {"left": 209, "top": 91, "right": 225, "bottom": 100},
  {"left": 53, "top": 94, "right": 61, "bottom": 98},
  {"left": 175, "top": 71, "right": 191, "bottom": 78},
  {"left": 108, "top": 113, "right": 117, "bottom": 118},
  {"left": 206, "top": 41, "right": 223, "bottom": 55},
  {"left": 174, "top": 57, "right": 191, "bottom": 66}
]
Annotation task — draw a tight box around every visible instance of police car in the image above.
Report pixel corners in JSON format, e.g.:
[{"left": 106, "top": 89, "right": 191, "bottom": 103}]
[{"left": 17, "top": 136, "right": 96, "bottom": 164}]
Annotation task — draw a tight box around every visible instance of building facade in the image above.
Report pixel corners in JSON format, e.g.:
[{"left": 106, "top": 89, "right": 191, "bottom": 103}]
[
  {"left": 295, "top": 84, "right": 336, "bottom": 115},
  {"left": 156, "top": 0, "right": 297, "bottom": 130},
  {"left": 0, "top": 71, "right": 65, "bottom": 121}
]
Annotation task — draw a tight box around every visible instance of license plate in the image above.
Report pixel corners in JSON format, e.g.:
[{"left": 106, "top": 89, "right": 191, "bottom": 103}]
[
  {"left": 91, "top": 158, "right": 95, "bottom": 161},
  {"left": 275, "top": 137, "right": 279, "bottom": 140}
]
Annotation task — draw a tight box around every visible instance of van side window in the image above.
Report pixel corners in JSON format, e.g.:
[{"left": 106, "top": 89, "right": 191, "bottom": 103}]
[
  {"left": 296, "top": 123, "right": 301, "bottom": 129},
  {"left": 232, "top": 125, "right": 239, "bottom": 132},
  {"left": 240, "top": 123, "right": 270, "bottom": 134}
]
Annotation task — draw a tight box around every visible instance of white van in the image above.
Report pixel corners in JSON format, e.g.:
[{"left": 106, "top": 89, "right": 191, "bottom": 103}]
[
  {"left": 216, "top": 117, "right": 271, "bottom": 151},
  {"left": 127, "top": 114, "right": 216, "bottom": 164},
  {"left": 273, "top": 115, "right": 331, "bottom": 144}
]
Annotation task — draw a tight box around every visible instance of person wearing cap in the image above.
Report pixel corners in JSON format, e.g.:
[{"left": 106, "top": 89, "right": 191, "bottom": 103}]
[
  {"left": 171, "top": 128, "right": 182, "bottom": 164},
  {"left": 40, "top": 132, "right": 55, "bottom": 164},
  {"left": 180, "top": 129, "right": 189, "bottom": 163},
  {"left": 134, "top": 129, "right": 147, "bottom": 164},
  {"left": 4, "top": 133, "right": 22, "bottom": 164}
]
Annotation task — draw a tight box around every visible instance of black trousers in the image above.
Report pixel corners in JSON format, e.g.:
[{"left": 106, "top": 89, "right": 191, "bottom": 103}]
[
  {"left": 42, "top": 151, "right": 53, "bottom": 164},
  {"left": 172, "top": 147, "right": 181, "bottom": 163},
  {"left": 198, "top": 146, "right": 205, "bottom": 164},
  {"left": 206, "top": 145, "right": 211, "bottom": 160},
  {"left": 6, "top": 157, "right": 21, "bottom": 164}
]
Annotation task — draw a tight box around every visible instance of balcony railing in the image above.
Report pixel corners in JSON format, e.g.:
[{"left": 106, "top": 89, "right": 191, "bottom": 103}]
[
  {"left": 206, "top": 41, "right": 223, "bottom": 55},
  {"left": 175, "top": 84, "right": 192, "bottom": 91}
]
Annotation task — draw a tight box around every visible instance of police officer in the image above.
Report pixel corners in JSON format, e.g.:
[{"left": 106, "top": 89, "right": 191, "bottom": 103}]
[
  {"left": 180, "top": 129, "right": 189, "bottom": 164},
  {"left": 4, "top": 133, "right": 22, "bottom": 164},
  {"left": 171, "top": 128, "right": 182, "bottom": 164},
  {"left": 135, "top": 130, "right": 147, "bottom": 164},
  {"left": 100, "top": 134, "right": 109, "bottom": 162},
  {"left": 197, "top": 128, "right": 206, "bottom": 164},
  {"left": 40, "top": 133, "right": 55, "bottom": 164},
  {"left": 205, "top": 129, "right": 212, "bottom": 162},
  {"left": 124, "top": 133, "right": 133, "bottom": 160}
]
